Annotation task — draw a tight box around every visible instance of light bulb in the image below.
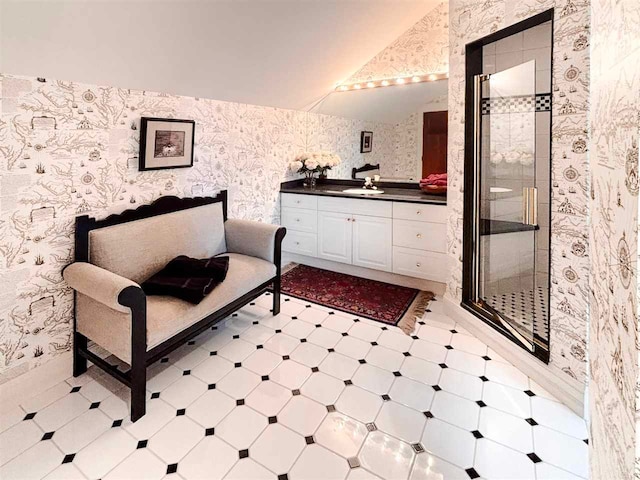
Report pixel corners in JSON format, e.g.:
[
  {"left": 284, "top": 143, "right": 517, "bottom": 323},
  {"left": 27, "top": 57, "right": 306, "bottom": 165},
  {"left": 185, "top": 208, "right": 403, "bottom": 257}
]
[
  {"left": 412, "top": 76, "right": 421, "bottom": 82},
  {"left": 381, "top": 80, "right": 390, "bottom": 86},
  {"left": 428, "top": 74, "right": 437, "bottom": 81},
  {"left": 366, "top": 82, "right": 375, "bottom": 88},
  {"left": 354, "top": 84, "right": 361, "bottom": 89},
  {"left": 339, "top": 85, "right": 348, "bottom": 91},
  {"left": 396, "top": 78, "right": 405, "bottom": 84}
]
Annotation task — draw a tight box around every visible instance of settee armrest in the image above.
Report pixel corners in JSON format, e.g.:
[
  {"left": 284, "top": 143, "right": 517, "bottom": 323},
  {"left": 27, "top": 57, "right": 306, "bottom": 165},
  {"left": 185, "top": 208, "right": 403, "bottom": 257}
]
[
  {"left": 224, "top": 219, "right": 286, "bottom": 264},
  {"left": 63, "top": 262, "right": 143, "bottom": 313}
]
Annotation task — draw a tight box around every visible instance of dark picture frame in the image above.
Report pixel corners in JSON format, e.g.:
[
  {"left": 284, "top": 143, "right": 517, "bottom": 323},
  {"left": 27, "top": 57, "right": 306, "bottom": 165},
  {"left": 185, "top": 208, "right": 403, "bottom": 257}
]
[
  {"left": 139, "top": 117, "right": 195, "bottom": 171},
  {"left": 360, "top": 131, "right": 373, "bottom": 153}
]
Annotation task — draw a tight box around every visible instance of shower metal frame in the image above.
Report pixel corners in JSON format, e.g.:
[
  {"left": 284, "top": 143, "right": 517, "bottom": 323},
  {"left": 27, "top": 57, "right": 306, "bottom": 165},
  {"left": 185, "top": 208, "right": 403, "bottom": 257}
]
[{"left": 461, "top": 9, "right": 554, "bottom": 364}]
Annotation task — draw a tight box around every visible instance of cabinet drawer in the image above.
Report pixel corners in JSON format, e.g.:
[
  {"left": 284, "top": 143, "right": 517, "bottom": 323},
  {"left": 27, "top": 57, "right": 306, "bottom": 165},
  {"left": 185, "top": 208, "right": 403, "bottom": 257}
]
[
  {"left": 393, "top": 247, "right": 449, "bottom": 282},
  {"left": 281, "top": 193, "right": 318, "bottom": 210},
  {"left": 393, "top": 219, "right": 446, "bottom": 253},
  {"left": 393, "top": 202, "right": 447, "bottom": 223},
  {"left": 281, "top": 207, "right": 317, "bottom": 233},
  {"left": 282, "top": 231, "right": 318, "bottom": 257},
  {"left": 317, "top": 196, "right": 392, "bottom": 218}
]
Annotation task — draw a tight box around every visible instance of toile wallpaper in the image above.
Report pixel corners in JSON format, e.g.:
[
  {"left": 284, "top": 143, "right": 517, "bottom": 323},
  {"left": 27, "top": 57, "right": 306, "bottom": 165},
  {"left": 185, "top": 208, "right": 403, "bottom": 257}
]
[
  {"left": 0, "top": 73, "right": 395, "bottom": 383},
  {"left": 344, "top": 2, "right": 449, "bottom": 85},
  {"left": 445, "top": 0, "right": 591, "bottom": 388},
  {"left": 587, "top": 0, "right": 640, "bottom": 476}
]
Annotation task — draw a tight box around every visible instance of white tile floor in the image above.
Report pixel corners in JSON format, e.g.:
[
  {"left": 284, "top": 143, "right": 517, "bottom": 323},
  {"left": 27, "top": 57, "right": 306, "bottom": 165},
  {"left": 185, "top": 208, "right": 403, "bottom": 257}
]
[{"left": 0, "top": 293, "right": 589, "bottom": 480}]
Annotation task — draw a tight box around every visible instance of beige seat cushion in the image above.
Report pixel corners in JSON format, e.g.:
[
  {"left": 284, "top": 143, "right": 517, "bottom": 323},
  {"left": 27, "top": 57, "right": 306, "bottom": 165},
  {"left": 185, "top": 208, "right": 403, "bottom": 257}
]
[
  {"left": 146, "top": 253, "right": 275, "bottom": 349},
  {"left": 76, "top": 253, "right": 276, "bottom": 363}
]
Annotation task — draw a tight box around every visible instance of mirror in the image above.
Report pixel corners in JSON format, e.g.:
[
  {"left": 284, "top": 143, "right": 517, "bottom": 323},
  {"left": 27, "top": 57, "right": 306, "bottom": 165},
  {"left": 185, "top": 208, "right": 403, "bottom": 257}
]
[{"left": 310, "top": 78, "right": 448, "bottom": 182}]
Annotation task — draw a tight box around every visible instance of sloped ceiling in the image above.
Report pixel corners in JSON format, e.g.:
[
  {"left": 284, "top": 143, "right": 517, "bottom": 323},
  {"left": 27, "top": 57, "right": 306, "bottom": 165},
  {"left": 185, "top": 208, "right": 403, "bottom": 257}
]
[{"left": 0, "top": 0, "right": 442, "bottom": 111}]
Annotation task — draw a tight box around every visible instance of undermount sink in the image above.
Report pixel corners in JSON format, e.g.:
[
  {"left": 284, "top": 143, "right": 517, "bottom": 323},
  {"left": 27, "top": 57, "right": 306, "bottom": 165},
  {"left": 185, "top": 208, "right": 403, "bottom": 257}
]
[{"left": 342, "top": 188, "right": 385, "bottom": 195}]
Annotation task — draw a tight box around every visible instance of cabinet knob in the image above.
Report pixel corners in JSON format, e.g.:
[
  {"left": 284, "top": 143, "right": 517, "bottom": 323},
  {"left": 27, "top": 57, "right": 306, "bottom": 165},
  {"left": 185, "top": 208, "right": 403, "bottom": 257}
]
[
  {"left": 295, "top": 218, "right": 300, "bottom": 222},
  {"left": 416, "top": 210, "right": 421, "bottom": 215},
  {"left": 416, "top": 262, "right": 421, "bottom": 267},
  {"left": 295, "top": 241, "right": 300, "bottom": 245},
  {"left": 416, "top": 233, "right": 422, "bottom": 238},
  {"left": 352, "top": 218, "right": 356, "bottom": 222},
  {"left": 296, "top": 200, "right": 300, "bottom": 204}
]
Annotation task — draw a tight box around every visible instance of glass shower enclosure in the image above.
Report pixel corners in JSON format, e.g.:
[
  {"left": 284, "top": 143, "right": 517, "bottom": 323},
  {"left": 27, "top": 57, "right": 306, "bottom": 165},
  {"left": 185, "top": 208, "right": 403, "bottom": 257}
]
[{"left": 463, "top": 12, "right": 552, "bottom": 362}]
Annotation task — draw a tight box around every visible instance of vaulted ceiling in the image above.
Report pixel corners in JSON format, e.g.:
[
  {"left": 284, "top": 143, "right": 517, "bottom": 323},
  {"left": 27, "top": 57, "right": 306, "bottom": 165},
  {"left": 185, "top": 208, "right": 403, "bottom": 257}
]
[{"left": 0, "top": 0, "right": 442, "bottom": 110}]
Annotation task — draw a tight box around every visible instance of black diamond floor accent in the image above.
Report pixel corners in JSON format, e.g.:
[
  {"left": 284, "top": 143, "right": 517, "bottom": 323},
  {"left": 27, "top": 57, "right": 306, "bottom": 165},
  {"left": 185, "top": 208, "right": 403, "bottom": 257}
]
[
  {"left": 305, "top": 436, "right": 315, "bottom": 445},
  {"left": 161, "top": 358, "right": 169, "bottom": 363},
  {"left": 112, "top": 419, "right": 123, "bottom": 428},
  {"left": 257, "top": 345, "right": 263, "bottom": 349},
  {"left": 292, "top": 316, "right": 297, "bottom": 320},
  {"left": 311, "top": 367, "right": 319, "bottom": 373},
  {"left": 292, "top": 389, "right": 301, "bottom": 396},
  {"left": 411, "top": 335, "right": 418, "bottom": 339},
  {"left": 465, "top": 467, "right": 480, "bottom": 479},
  {"left": 358, "top": 359, "right": 366, "bottom": 364},
  {"left": 275, "top": 329, "right": 282, "bottom": 333},
  {"left": 176, "top": 409, "right": 186, "bottom": 416},
  {"left": 236, "top": 399, "right": 245, "bottom": 406},
  {"left": 329, "top": 312, "right": 335, "bottom": 315},
  {"left": 344, "top": 380, "right": 353, "bottom": 386},
  {"left": 205, "top": 427, "right": 215, "bottom": 436},
  {"left": 70, "top": 386, "right": 81, "bottom": 393},
  {"left": 403, "top": 352, "right": 411, "bottom": 357},
  {"left": 208, "top": 384, "right": 216, "bottom": 390},
  {"left": 525, "top": 418, "right": 538, "bottom": 426},
  {"left": 476, "top": 400, "right": 487, "bottom": 407},
  {"left": 183, "top": 370, "right": 191, "bottom": 376},
  {"left": 89, "top": 402, "right": 100, "bottom": 409},
  {"left": 239, "top": 449, "right": 249, "bottom": 459},
  {"left": 300, "top": 338, "right": 307, "bottom": 343},
  {"left": 371, "top": 342, "right": 378, "bottom": 346},
  {"left": 412, "top": 443, "right": 425, "bottom": 453},
  {"left": 445, "top": 345, "right": 453, "bottom": 350},
  {"left": 327, "top": 405, "right": 336, "bottom": 413},
  {"left": 347, "top": 457, "right": 360, "bottom": 468},
  {"left": 366, "top": 422, "right": 377, "bottom": 432},
  {"left": 527, "top": 453, "right": 542, "bottom": 463},
  {"left": 381, "top": 327, "right": 388, "bottom": 331},
  {"left": 482, "top": 356, "right": 491, "bottom": 361},
  {"left": 341, "top": 332, "right": 349, "bottom": 337},
  {"left": 393, "top": 371, "right": 402, "bottom": 377},
  {"left": 471, "top": 430, "right": 483, "bottom": 439},
  {"left": 151, "top": 392, "right": 161, "bottom": 399},
  {"left": 62, "top": 453, "right": 75, "bottom": 464},
  {"left": 450, "top": 329, "right": 458, "bottom": 334},
  {"left": 262, "top": 375, "right": 270, "bottom": 381},
  {"left": 381, "top": 394, "right": 391, "bottom": 401},
  {"left": 524, "top": 390, "right": 536, "bottom": 397},
  {"left": 253, "top": 321, "right": 259, "bottom": 325},
  {"left": 283, "top": 355, "right": 290, "bottom": 360},
  {"left": 278, "top": 475, "right": 289, "bottom": 480},
  {"left": 439, "top": 363, "right": 448, "bottom": 369},
  {"left": 233, "top": 335, "right": 240, "bottom": 339},
  {"left": 328, "top": 348, "right": 335, "bottom": 353},
  {"left": 188, "top": 340, "right": 196, "bottom": 346},
  {"left": 234, "top": 362, "right": 242, "bottom": 368},
  {"left": 210, "top": 351, "right": 217, "bottom": 356},
  {"left": 24, "top": 412, "right": 36, "bottom": 421},
  {"left": 137, "top": 440, "right": 148, "bottom": 449},
  {"left": 269, "top": 416, "right": 278, "bottom": 424},
  {"left": 432, "top": 385, "right": 441, "bottom": 391},
  {"left": 479, "top": 376, "right": 489, "bottom": 382},
  {"left": 583, "top": 438, "right": 589, "bottom": 445},
  {"left": 423, "top": 411, "right": 434, "bottom": 418},
  {"left": 42, "top": 432, "right": 54, "bottom": 441},
  {"left": 167, "top": 463, "right": 178, "bottom": 474}
]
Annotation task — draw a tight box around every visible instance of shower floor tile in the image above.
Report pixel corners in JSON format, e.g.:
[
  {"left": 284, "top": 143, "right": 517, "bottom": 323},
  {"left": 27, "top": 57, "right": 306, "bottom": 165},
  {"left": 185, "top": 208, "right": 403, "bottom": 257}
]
[{"left": 0, "top": 293, "right": 586, "bottom": 480}]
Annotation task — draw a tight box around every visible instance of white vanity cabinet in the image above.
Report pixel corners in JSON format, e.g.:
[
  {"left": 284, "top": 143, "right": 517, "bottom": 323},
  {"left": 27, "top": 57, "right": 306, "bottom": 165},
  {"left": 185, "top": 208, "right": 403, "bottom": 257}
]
[{"left": 280, "top": 192, "right": 447, "bottom": 282}]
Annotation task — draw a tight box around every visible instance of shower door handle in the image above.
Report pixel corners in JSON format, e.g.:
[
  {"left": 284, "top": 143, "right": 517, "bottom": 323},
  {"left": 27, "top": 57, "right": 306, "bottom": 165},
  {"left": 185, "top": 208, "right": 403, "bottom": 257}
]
[{"left": 522, "top": 187, "right": 538, "bottom": 226}]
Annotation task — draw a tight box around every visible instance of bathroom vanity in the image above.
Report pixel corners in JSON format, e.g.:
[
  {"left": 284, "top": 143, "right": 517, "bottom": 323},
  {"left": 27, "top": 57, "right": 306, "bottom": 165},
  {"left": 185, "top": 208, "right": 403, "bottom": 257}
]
[{"left": 279, "top": 180, "right": 448, "bottom": 286}]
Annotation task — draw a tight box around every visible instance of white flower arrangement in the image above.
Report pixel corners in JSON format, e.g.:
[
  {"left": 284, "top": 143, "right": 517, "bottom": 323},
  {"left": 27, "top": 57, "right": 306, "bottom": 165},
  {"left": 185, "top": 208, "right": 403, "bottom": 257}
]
[{"left": 289, "top": 152, "right": 342, "bottom": 175}]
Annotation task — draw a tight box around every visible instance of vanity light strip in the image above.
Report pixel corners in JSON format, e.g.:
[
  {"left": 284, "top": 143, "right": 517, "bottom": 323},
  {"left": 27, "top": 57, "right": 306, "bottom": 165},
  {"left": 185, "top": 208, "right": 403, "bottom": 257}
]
[{"left": 335, "top": 72, "right": 448, "bottom": 92}]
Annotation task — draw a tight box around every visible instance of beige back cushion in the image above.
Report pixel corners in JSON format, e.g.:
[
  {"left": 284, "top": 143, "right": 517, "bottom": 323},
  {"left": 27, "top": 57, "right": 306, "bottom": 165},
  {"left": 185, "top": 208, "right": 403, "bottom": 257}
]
[{"left": 89, "top": 202, "right": 227, "bottom": 283}]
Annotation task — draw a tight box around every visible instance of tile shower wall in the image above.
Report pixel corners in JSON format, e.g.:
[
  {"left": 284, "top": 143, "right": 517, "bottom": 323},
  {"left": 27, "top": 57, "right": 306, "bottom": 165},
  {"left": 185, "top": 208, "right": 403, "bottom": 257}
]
[
  {"left": 446, "top": 0, "right": 590, "bottom": 387},
  {"left": 588, "top": 0, "right": 640, "bottom": 476},
  {"left": 0, "top": 74, "right": 395, "bottom": 383}
]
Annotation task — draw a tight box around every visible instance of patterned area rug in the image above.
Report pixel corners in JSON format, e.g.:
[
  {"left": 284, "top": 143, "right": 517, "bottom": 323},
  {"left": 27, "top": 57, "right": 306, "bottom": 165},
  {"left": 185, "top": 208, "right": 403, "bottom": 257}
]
[{"left": 281, "top": 264, "right": 434, "bottom": 334}]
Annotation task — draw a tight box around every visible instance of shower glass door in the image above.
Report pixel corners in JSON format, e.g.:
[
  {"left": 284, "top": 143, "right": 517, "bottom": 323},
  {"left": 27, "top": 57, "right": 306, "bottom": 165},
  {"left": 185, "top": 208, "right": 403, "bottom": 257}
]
[{"left": 476, "top": 60, "right": 538, "bottom": 349}]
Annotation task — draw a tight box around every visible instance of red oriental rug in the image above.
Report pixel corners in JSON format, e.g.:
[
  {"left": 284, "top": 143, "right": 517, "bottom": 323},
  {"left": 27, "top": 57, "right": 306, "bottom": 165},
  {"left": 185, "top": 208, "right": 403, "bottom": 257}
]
[{"left": 281, "top": 264, "right": 434, "bottom": 334}]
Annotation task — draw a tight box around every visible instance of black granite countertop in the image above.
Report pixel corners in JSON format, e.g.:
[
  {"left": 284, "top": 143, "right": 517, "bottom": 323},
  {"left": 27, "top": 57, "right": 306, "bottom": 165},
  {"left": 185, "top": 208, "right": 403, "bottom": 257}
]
[
  {"left": 280, "top": 179, "right": 447, "bottom": 205},
  {"left": 480, "top": 218, "right": 539, "bottom": 235}
]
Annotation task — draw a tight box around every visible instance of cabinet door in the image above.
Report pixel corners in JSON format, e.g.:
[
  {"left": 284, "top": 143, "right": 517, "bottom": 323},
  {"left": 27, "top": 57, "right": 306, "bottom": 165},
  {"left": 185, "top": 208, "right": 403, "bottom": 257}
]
[
  {"left": 318, "top": 211, "right": 352, "bottom": 264},
  {"left": 352, "top": 214, "right": 393, "bottom": 272}
]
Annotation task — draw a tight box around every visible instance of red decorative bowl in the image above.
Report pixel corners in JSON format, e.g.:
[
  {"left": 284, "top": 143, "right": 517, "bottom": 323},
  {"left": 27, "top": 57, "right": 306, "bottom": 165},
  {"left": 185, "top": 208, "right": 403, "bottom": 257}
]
[{"left": 420, "top": 184, "right": 447, "bottom": 195}]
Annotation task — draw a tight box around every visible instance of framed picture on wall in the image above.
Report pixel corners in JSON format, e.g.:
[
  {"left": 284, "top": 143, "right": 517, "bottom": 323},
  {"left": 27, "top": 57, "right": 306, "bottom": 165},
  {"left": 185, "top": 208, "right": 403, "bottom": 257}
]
[
  {"left": 360, "top": 131, "right": 373, "bottom": 153},
  {"left": 139, "top": 117, "right": 195, "bottom": 171}
]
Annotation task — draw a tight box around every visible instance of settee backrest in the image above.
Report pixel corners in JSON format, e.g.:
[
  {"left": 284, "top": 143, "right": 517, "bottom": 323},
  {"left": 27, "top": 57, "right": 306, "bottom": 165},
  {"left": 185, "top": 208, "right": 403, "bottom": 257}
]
[{"left": 75, "top": 193, "right": 228, "bottom": 284}]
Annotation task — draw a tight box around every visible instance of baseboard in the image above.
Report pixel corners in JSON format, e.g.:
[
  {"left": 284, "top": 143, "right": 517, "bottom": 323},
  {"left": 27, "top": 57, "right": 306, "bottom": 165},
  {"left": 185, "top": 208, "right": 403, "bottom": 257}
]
[
  {"left": 0, "top": 352, "right": 72, "bottom": 411},
  {"left": 283, "top": 253, "right": 447, "bottom": 296},
  {"left": 443, "top": 297, "right": 586, "bottom": 417}
]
